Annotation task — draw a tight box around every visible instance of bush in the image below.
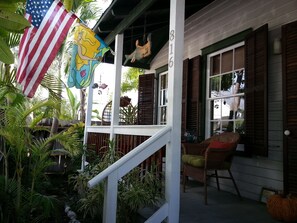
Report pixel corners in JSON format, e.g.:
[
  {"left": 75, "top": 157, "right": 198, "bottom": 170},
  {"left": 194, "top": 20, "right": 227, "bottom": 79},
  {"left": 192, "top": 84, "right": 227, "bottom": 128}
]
[{"left": 69, "top": 140, "right": 164, "bottom": 222}]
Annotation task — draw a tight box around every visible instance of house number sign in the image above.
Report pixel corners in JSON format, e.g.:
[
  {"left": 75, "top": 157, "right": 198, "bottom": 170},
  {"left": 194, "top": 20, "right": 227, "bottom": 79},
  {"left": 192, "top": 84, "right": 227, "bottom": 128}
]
[{"left": 169, "top": 29, "right": 175, "bottom": 68}]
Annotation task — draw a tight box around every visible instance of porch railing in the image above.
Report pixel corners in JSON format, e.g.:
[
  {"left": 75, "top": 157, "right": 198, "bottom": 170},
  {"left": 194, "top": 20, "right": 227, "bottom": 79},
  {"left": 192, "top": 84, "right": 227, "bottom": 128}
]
[{"left": 88, "top": 126, "right": 171, "bottom": 223}]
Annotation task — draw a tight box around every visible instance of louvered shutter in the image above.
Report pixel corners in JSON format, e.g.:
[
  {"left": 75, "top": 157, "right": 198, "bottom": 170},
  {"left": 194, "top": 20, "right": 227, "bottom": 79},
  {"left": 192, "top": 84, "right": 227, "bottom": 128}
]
[
  {"left": 186, "top": 56, "right": 201, "bottom": 138},
  {"left": 282, "top": 20, "right": 297, "bottom": 195},
  {"left": 245, "top": 24, "right": 268, "bottom": 156},
  {"left": 137, "top": 73, "right": 155, "bottom": 124},
  {"left": 181, "top": 59, "right": 189, "bottom": 135}
]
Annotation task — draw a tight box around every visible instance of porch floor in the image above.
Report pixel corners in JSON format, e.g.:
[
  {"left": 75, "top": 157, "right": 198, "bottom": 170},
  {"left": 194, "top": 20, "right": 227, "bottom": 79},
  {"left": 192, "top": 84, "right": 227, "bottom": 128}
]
[
  {"left": 140, "top": 180, "right": 278, "bottom": 222},
  {"left": 179, "top": 180, "right": 278, "bottom": 223}
]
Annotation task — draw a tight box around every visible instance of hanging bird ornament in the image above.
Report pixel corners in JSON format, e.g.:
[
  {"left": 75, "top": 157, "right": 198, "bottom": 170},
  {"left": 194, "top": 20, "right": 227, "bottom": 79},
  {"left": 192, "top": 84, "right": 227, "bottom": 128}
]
[{"left": 124, "top": 33, "right": 151, "bottom": 65}]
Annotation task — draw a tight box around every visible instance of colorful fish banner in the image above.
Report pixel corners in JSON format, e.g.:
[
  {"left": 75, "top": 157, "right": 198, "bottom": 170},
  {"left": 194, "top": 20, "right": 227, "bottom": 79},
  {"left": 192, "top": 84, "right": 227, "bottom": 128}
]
[{"left": 68, "top": 23, "right": 109, "bottom": 89}]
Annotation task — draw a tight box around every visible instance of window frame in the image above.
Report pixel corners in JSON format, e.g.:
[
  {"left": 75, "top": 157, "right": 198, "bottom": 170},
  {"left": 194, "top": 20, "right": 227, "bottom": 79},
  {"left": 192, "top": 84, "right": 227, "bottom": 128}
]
[
  {"left": 157, "top": 71, "right": 168, "bottom": 125},
  {"left": 205, "top": 41, "right": 245, "bottom": 138},
  {"left": 201, "top": 29, "right": 252, "bottom": 153}
]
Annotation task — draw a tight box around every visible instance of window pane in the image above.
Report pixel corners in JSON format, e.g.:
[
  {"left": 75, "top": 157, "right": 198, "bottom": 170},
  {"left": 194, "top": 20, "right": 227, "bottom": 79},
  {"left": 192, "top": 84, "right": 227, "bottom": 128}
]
[
  {"left": 221, "top": 98, "right": 230, "bottom": 118},
  {"left": 235, "top": 120, "right": 245, "bottom": 134},
  {"left": 160, "top": 74, "right": 167, "bottom": 89},
  {"left": 210, "top": 55, "right": 220, "bottom": 76},
  {"left": 238, "top": 96, "right": 245, "bottom": 119},
  {"left": 210, "top": 121, "right": 220, "bottom": 135},
  {"left": 160, "top": 107, "right": 167, "bottom": 124},
  {"left": 222, "top": 121, "right": 231, "bottom": 132},
  {"left": 234, "top": 46, "right": 244, "bottom": 69},
  {"left": 222, "top": 50, "right": 233, "bottom": 73},
  {"left": 234, "top": 69, "right": 245, "bottom": 94},
  {"left": 221, "top": 72, "right": 232, "bottom": 93},
  {"left": 211, "top": 100, "right": 221, "bottom": 120},
  {"left": 159, "top": 89, "right": 167, "bottom": 106},
  {"left": 209, "top": 76, "right": 220, "bottom": 98}
]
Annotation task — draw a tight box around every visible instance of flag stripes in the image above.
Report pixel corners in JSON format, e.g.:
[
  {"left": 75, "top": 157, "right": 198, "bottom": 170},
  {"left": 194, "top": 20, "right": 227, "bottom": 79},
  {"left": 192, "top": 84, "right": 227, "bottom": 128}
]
[{"left": 16, "top": 0, "right": 77, "bottom": 97}]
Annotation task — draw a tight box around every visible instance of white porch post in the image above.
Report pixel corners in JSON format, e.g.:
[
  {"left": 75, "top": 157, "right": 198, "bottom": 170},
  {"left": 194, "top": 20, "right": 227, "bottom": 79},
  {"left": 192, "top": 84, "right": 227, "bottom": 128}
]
[
  {"left": 81, "top": 77, "right": 95, "bottom": 171},
  {"left": 110, "top": 33, "right": 123, "bottom": 140},
  {"left": 166, "top": 0, "right": 184, "bottom": 222},
  {"left": 102, "top": 33, "right": 123, "bottom": 223}
]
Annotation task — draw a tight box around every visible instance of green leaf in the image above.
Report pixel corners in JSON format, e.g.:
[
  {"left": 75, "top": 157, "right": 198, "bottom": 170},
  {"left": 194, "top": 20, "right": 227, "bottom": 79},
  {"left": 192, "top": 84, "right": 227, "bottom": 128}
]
[
  {"left": 0, "top": 3, "right": 18, "bottom": 13},
  {"left": 0, "top": 0, "right": 25, "bottom": 4},
  {"left": 0, "top": 37, "right": 14, "bottom": 64},
  {"left": 0, "top": 9, "right": 30, "bottom": 32}
]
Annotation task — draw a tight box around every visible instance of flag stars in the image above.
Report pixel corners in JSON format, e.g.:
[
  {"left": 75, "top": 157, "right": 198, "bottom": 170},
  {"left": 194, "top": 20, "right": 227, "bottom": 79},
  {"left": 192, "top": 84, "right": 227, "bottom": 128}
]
[{"left": 26, "top": 0, "right": 52, "bottom": 28}]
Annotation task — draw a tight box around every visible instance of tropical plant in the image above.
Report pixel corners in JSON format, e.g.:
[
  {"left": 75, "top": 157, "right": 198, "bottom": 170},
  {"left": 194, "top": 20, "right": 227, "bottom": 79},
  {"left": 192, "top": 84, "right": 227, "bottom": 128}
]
[
  {"left": 0, "top": 84, "right": 83, "bottom": 222},
  {"left": 65, "top": 85, "right": 81, "bottom": 120},
  {"left": 121, "top": 67, "right": 143, "bottom": 93},
  {"left": 92, "top": 108, "right": 102, "bottom": 121},
  {"left": 0, "top": 0, "right": 29, "bottom": 64},
  {"left": 120, "top": 103, "right": 138, "bottom": 125},
  {"left": 69, "top": 139, "right": 164, "bottom": 222}
]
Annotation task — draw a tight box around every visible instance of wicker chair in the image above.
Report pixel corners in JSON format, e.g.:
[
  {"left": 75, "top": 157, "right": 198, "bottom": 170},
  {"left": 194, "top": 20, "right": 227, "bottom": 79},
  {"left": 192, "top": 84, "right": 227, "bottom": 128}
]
[{"left": 182, "top": 132, "right": 241, "bottom": 204}]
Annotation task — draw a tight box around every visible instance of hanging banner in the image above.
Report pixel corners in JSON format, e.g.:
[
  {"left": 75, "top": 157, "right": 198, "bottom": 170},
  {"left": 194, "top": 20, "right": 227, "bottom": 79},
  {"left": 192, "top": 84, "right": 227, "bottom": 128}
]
[{"left": 68, "top": 23, "right": 110, "bottom": 89}]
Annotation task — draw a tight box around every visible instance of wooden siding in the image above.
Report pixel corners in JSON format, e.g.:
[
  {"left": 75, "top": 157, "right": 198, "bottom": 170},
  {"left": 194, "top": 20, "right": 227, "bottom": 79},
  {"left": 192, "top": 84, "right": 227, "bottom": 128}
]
[
  {"left": 148, "top": 0, "right": 297, "bottom": 200},
  {"left": 150, "top": 0, "right": 297, "bottom": 69}
]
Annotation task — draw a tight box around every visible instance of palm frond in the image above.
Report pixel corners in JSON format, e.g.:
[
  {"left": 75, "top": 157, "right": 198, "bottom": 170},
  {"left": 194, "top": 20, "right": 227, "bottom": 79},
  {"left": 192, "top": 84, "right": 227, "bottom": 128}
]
[
  {"left": 40, "top": 74, "right": 64, "bottom": 100},
  {"left": 5, "top": 32, "right": 21, "bottom": 48},
  {"left": 30, "top": 193, "right": 63, "bottom": 223}
]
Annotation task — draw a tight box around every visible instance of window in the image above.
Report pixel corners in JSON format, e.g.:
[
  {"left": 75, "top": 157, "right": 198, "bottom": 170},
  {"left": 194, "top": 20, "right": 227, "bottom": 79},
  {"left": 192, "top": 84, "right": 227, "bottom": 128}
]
[
  {"left": 158, "top": 71, "right": 168, "bottom": 125},
  {"left": 206, "top": 42, "right": 245, "bottom": 137}
]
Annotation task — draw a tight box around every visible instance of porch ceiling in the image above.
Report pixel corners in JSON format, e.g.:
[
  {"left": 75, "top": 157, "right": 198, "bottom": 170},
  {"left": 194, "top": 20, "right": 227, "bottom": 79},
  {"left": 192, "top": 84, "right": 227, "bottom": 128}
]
[{"left": 93, "top": 0, "right": 215, "bottom": 69}]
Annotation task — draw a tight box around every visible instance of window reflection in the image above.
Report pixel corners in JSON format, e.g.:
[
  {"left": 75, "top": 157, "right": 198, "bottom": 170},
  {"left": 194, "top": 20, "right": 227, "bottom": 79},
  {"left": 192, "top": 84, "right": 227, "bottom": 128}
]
[{"left": 207, "top": 43, "right": 245, "bottom": 136}]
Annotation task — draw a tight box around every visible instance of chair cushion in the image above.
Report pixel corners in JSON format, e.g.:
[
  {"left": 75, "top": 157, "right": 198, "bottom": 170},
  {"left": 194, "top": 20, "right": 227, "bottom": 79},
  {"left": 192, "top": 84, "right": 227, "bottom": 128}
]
[
  {"left": 208, "top": 141, "right": 235, "bottom": 150},
  {"left": 182, "top": 154, "right": 205, "bottom": 167}
]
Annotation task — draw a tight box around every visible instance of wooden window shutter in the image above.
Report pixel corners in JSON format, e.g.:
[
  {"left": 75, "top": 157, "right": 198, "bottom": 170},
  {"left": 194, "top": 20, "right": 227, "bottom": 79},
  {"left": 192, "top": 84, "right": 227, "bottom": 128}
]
[
  {"left": 137, "top": 73, "right": 154, "bottom": 125},
  {"left": 282, "top": 20, "right": 297, "bottom": 195},
  {"left": 186, "top": 56, "right": 201, "bottom": 138},
  {"left": 245, "top": 24, "right": 268, "bottom": 156},
  {"left": 181, "top": 59, "right": 189, "bottom": 135}
]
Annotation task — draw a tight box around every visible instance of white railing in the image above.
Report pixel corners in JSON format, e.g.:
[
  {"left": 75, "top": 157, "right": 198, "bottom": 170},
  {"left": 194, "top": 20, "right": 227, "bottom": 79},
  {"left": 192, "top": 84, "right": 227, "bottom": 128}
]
[
  {"left": 88, "top": 126, "right": 171, "bottom": 223},
  {"left": 86, "top": 124, "right": 165, "bottom": 136}
]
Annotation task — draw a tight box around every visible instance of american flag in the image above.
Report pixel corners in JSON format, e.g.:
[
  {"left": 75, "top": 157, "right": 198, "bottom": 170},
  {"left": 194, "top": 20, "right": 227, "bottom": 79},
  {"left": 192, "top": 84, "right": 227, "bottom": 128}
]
[{"left": 16, "top": 0, "right": 77, "bottom": 98}]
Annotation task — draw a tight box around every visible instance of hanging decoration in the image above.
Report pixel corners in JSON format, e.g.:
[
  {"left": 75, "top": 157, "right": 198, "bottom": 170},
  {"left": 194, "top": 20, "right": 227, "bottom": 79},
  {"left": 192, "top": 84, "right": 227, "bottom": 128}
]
[
  {"left": 67, "top": 22, "right": 110, "bottom": 89},
  {"left": 124, "top": 33, "right": 152, "bottom": 65}
]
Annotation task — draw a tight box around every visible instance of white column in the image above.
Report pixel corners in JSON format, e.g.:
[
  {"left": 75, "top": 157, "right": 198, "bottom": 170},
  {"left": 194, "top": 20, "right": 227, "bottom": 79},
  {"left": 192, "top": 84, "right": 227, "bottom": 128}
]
[
  {"left": 166, "top": 0, "right": 184, "bottom": 222},
  {"left": 110, "top": 34, "right": 123, "bottom": 140},
  {"left": 103, "top": 171, "right": 118, "bottom": 223},
  {"left": 81, "top": 77, "right": 95, "bottom": 171}
]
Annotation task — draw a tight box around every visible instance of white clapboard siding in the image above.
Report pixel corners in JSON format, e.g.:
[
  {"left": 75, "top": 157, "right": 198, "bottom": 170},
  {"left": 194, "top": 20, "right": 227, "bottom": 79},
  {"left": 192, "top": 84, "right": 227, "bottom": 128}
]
[
  {"left": 148, "top": 0, "right": 297, "bottom": 200},
  {"left": 150, "top": 0, "right": 297, "bottom": 70}
]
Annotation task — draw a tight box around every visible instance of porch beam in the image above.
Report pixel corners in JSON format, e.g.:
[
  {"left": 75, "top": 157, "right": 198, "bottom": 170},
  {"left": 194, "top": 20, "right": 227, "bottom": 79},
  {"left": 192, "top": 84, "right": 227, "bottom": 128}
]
[
  {"left": 165, "top": 0, "right": 185, "bottom": 222},
  {"left": 104, "top": 0, "right": 156, "bottom": 45}
]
